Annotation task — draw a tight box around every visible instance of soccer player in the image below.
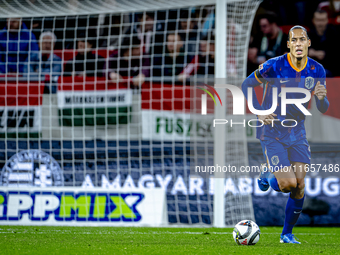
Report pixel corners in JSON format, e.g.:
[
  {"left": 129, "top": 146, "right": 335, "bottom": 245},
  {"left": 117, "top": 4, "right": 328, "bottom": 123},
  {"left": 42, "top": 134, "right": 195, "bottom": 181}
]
[{"left": 241, "top": 25, "right": 329, "bottom": 244}]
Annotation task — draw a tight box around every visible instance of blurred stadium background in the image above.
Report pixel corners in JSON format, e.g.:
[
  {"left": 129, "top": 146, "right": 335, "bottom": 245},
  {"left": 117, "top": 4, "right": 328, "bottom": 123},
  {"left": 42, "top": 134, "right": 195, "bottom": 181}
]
[{"left": 0, "top": 0, "right": 339, "bottom": 228}]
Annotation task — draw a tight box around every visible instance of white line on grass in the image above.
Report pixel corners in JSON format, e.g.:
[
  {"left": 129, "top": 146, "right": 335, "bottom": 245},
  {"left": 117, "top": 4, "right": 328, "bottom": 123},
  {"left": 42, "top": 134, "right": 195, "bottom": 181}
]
[{"left": 0, "top": 230, "right": 336, "bottom": 235}]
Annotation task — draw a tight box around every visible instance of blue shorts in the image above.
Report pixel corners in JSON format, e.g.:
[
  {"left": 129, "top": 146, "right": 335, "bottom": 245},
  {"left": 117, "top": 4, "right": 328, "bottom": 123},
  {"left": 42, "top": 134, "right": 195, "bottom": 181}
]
[{"left": 260, "top": 137, "right": 311, "bottom": 171}]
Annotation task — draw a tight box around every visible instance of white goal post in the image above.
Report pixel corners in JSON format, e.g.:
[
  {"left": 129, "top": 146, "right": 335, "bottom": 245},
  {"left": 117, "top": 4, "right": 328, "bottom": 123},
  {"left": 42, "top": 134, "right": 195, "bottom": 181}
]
[
  {"left": 0, "top": 0, "right": 261, "bottom": 227},
  {"left": 214, "top": 0, "right": 262, "bottom": 228}
]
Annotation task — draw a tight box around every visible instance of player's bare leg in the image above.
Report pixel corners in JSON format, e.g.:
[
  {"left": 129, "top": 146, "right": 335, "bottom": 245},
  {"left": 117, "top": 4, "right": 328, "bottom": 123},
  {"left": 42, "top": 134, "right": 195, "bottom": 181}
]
[
  {"left": 273, "top": 162, "right": 307, "bottom": 244},
  {"left": 272, "top": 166, "right": 297, "bottom": 193},
  {"left": 290, "top": 162, "right": 308, "bottom": 199},
  {"left": 259, "top": 165, "right": 296, "bottom": 193}
]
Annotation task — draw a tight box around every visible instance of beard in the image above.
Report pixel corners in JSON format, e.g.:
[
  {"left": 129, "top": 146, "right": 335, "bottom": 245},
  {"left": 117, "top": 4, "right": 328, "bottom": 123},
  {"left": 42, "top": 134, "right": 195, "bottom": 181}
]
[{"left": 297, "top": 57, "right": 303, "bottom": 61}]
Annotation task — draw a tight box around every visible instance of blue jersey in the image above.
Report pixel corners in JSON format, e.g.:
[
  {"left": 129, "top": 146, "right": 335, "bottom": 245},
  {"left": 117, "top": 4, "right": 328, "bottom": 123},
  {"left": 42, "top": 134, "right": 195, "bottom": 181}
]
[{"left": 256, "top": 53, "right": 327, "bottom": 141}]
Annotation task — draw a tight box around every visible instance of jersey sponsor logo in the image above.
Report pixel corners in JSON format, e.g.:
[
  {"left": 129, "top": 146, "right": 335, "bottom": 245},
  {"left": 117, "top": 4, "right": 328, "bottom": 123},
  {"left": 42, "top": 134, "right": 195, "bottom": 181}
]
[
  {"left": 0, "top": 150, "right": 63, "bottom": 187},
  {"left": 305, "top": 76, "right": 315, "bottom": 89},
  {"left": 271, "top": 155, "right": 279, "bottom": 166},
  {"left": 279, "top": 79, "right": 290, "bottom": 83}
]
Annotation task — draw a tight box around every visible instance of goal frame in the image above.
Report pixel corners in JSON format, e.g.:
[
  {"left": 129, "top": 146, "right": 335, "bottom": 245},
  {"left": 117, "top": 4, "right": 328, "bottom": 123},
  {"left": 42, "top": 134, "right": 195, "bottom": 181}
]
[{"left": 0, "top": 0, "right": 262, "bottom": 228}]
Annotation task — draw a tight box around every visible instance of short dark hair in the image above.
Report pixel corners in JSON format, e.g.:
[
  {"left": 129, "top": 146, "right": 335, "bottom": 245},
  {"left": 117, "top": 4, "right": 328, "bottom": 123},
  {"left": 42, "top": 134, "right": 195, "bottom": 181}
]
[
  {"left": 77, "top": 30, "right": 96, "bottom": 47},
  {"left": 180, "top": 9, "right": 195, "bottom": 19},
  {"left": 314, "top": 9, "right": 328, "bottom": 16},
  {"left": 258, "top": 12, "right": 278, "bottom": 25},
  {"left": 145, "top": 12, "right": 155, "bottom": 19},
  {"left": 167, "top": 31, "right": 182, "bottom": 41},
  {"left": 137, "top": 12, "right": 155, "bottom": 21},
  {"left": 120, "top": 36, "right": 141, "bottom": 54},
  {"left": 200, "top": 32, "right": 215, "bottom": 43},
  {"left": 287, "top": 25, "right": 309, "bottom": 41}
]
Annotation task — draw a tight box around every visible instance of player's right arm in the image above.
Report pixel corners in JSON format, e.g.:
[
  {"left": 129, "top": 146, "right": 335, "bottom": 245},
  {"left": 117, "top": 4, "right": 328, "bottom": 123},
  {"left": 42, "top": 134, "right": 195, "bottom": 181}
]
[
  {"left": 241, "top": 70, "right": 263, "bottom": 110},
  {"left": 241, "top": 61, "right": 277, "bottom": 125}
]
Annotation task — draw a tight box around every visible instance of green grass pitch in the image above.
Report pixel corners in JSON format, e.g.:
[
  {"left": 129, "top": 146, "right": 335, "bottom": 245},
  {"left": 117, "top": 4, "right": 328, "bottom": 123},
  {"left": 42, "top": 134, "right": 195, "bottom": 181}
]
[{"left": 0, "top": 226, "right": 338, "bottom": 254}]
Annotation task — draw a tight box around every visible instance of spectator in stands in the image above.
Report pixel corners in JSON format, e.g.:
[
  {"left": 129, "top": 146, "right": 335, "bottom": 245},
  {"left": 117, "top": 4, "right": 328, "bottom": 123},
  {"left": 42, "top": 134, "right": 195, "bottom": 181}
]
[
  {"left": 196, "top": 33, "right": 215, "bottom": 75},
  {"left": 0, "top": 18, "right": 39, "bottom": 74},
  {"left": 250, "top": 12, "right": 288, "bottom": 64},
  {"left": 180, "top": 33, "right": 215, "bottom": 79},
  {"left": 309, "top": 9, "right": 337, "bottom": 76},
  {"left": 247, "top": 36, "right": 259, "bottom": 76},
  {"left": 153, "top": 32, "right": 191, "bottom": 81},
  {"left": 318, "top": 0, "right": 340, "bottom": 25},
  {"left": 23, "top": 31, "right": 62, "bottom": 80},
  {"left": 99, "top": 13, "right": 130, "bottom": 48},
  {"left": 105, "top": 36, "right": 149, "bottom": 87},
  {"left": 200, "top": 6, "right": 215, "bottom": 38},
  {"left": 275, "top": 0, "right": 311, "bottom": 26},
  {"left": 64, "top": 32, "right": 105, "bottom": 77},
  {"left": 179, "top": 9, "right": 199, "bottom": 57},
  {"left": 134, "top": 12, "right": 164, "bottom": 57}
]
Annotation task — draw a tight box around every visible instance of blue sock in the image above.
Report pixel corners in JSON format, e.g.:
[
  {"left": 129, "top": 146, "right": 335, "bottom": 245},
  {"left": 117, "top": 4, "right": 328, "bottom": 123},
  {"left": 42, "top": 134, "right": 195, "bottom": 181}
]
[
  {"left": 282, "top": 195, "right": 305, "bottom": 235},
  {"left": 268, "top": 172, "right": 281, "bottom": 192}
]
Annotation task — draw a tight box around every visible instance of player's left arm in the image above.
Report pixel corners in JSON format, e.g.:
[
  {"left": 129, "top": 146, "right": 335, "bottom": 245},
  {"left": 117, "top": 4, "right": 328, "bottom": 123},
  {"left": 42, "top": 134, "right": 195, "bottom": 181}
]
[{"left": 314, "top": 67, "right": 329, "bottom": 114}]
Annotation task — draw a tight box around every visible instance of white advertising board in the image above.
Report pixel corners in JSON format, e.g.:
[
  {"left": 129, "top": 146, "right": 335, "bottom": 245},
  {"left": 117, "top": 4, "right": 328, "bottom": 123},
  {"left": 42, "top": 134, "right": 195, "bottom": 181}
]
[{"left": 0, "top": 187, "right": 167, "bottom": 226}]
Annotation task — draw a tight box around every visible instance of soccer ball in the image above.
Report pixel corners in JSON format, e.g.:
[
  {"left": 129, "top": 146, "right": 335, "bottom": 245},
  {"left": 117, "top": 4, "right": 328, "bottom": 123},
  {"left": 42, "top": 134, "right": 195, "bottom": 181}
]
[{"left": 232, "top": 220, "right": 260, "bottom": 245}]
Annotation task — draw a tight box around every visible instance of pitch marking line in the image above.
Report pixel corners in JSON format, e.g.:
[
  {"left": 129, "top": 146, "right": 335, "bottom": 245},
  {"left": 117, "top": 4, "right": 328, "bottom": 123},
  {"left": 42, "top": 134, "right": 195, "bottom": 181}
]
[{"left": 0, "top": 230, "right": 336, "bottom": 235}]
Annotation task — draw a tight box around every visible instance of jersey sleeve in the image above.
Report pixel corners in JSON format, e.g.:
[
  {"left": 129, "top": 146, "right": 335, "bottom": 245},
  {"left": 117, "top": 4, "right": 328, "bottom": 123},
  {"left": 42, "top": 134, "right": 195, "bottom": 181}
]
[
  {"left": 315, "top": 65, "right": 326, "bottom": 89},
  {"left": 258, "top": 58, "right": 277, "bottom": 83},
  {"left": 314, "top": 64, "right": 329, "bottom": 113}
]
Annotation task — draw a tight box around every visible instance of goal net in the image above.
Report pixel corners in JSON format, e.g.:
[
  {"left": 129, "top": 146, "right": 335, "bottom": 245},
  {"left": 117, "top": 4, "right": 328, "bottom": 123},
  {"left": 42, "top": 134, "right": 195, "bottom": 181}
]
[{"left": 0, "top": 0, "right": 261, "bottom": 227}]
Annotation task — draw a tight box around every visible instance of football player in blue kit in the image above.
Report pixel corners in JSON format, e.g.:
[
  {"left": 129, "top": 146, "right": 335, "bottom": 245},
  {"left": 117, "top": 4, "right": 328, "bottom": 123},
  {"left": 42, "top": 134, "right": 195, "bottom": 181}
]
[{"left": 241, "top": 26, "right": 329, "bottom": 244}]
